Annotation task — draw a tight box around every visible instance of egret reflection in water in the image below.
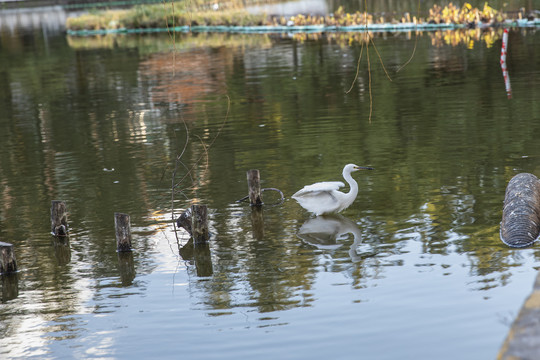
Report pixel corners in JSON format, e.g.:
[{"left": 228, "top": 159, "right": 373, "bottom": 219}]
[{"left": 297, "top": 214, "right": 367, "bottom": 263}]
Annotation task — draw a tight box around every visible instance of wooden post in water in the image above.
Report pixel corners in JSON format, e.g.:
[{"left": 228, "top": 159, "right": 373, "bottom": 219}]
[
  {"left": 114, "top": 213, "right": 132, "bottom": 252},
  {"left": 191, "top": 204, "right": 208, "bottom": 245},
  {"left": 0, "top": 242, "right": 17, "bottom": 274},
  {"left": 247, "top": 169, "right": 263, "bottom": 206},
  {"left": 51, "top": 200, "right": 68, "bottom": 236}
]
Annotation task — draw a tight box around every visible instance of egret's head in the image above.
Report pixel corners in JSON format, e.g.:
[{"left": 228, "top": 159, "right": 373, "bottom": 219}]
[{"left": 345, "top": 164, "right": 374, "bottom": 173}]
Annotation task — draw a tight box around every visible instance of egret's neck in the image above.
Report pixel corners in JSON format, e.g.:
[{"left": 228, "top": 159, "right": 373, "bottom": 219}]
[{"left": 343, "top": 169, "right": 359, "bottom": 197}]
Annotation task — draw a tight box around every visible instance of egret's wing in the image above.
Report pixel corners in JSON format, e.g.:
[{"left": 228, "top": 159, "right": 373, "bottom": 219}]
[{"left": 292, "top": 181, "right": 345, "bottom": 198}]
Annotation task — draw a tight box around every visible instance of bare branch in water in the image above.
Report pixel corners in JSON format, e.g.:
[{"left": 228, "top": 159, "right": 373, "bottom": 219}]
[
  {"left": 346, "top": 41, "right": 364, "bottom": 94},
  {"left": 366, "top": 37, "right": 372, "bottom": 123},
  {"left": 396, "top": 0, "right": 421, "bottom": 73},
  {"left": 171, "top": 95, "right": 230, "bottom": 244},
  {"left": 163, "top": 0, "right": 177, "bottom": 77},
  {"left": 368, "top": 33, "right": 392, "bottom": 82},
  {"left": 171, "top": 116, "right": 190, "bottom": 242},
  {"left": 346, "top": 0, "right": 398, "bottom": 124}
]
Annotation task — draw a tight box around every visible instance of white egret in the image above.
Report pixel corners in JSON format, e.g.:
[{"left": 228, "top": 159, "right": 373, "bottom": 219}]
[{"left": 292, "top": 164, "right": 374, "bottom": 215}]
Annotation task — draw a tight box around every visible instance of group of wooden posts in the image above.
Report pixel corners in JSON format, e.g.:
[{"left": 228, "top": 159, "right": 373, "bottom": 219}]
[
  {"left": 0, "top": 169, "right": 269, "bottom": 278},
  {"left": 176, "top": 169, "right": 267, "bottom": 239},
  {"left": 0, "top": 200, "right": 135, "bottom": 276},
  {"left": 174, "top": 169, "right": 270, "bottom": 276}
]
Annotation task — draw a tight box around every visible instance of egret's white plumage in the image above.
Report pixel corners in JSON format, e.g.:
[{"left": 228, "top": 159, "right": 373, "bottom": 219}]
[{"left": 292, "top": 164, "right": 373, "bottom": 215}]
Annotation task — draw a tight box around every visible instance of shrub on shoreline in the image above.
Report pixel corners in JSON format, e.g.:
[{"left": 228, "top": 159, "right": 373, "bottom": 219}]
[
  {"left": 66, "top": 2, "right": 535, "bottom": 31},
  {"left": 66, "top": 2, "right": 267, "bottom": 30}
]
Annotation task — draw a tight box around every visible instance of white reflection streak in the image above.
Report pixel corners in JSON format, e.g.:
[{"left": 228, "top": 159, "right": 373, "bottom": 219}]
[
  {"left": 129, "top": 110, "right": 149, "bottom": 144},
  {"left": 0, "top": 275, "right": 94, "bottom": 357},
  {"left": 38, "top": 103, "right": 49, "bottom": 144},
  {"left": 0, "top": 314, "right": 48, "bottom": 358},
  {"left": 0, "top": 269, "right": 96, "bottom": 358},
  {"left": 148, "top": 210, "right": 190, "bottom": 275},
  {"left": 84, "top": 332, "right": 116, "bottom": 359}
]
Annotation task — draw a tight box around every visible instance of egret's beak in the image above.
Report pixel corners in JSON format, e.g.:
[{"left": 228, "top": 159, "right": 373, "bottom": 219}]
[{"left": 355, "top": 166, "right": 374, "bottom": 170}]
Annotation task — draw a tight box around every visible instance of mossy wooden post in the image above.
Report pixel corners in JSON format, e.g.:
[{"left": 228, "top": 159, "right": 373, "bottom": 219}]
[
  {"left": 0, "top": 242, "right": 17, "bottom": 274},
  {"left": 51, "top": 200, "right": 68, "bottom": 236},
  {"left": 247, "top": 169, "right": 263, "bottom": 206},
  {"left": 114, "top": 213, "right": 132, "bottom": 252},
  {"left": 191, "top": 204, "right": 208, "bottom": 245}
]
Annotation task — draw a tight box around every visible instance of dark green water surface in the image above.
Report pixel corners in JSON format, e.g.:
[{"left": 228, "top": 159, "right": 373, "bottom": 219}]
[{"left": 1, "top": 17, "right": 540, "bottom": 359}]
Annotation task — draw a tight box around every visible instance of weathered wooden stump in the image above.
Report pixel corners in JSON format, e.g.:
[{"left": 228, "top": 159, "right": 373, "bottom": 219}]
[
  {"left": 51, "top": 200, "right": 68, "bottom": 236},
  {"left": 176, "top": 205, "right": 209, "bottom": 244},
  {"left": 191, "top": 204, "right": 208, "bottom": 245},
  {"left": 236, "top": 170, "right": 283, "bottom": 206},
  {"left": 247, "top": 169, "right": 263, "bottom": 206},
  {"left": 500, "top": 173, "right": 540, "bottom": 247},
  {"left": 0, "top": 242, "right": 17, "bottom": 274},
  {"left": 114, "top": 213, "right": 132, "bottom": 252}
]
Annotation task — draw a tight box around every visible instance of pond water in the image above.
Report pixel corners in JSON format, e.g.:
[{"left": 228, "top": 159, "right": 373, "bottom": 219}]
[{"left": 1, "top": 8, "right": 540, "bottom": 359}]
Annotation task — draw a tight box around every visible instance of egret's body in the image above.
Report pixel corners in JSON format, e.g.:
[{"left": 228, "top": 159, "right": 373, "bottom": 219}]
[{"left": 292, "top": 164, "right": 373, "bottom": 215}]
